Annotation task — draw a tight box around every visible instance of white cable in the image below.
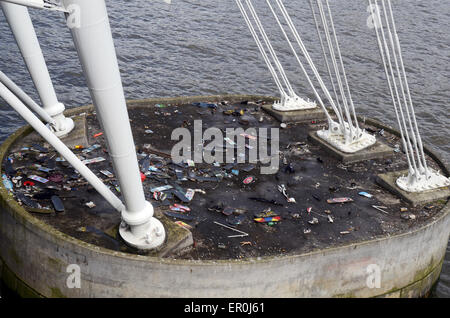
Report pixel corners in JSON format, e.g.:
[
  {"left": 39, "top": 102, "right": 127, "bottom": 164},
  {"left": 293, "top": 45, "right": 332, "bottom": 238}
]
[
  {"left": 265, "top": 0, "right": 333, "bottom": 122},
  {"left": 272, "top": 0, "right": 346, "bottom": 129},
  {"left": 308, "top": 0, "right": 343, "bottom": 120},
  {"left": 371, "top": 0, "right": 417, "bottom": 174},
  {"left": 386, "top": 0, "right": 429, "bottom": 175},
  {"left": 245, "top": 0, "right": 294, "bottom": 96},
  {"left": 235, "top": 0, "right": 286, "bottom": 97},
  {"left": 316, "top": 0, "right": 355, "bottom": 140},
  {"left": 380, "top": 0, "right": 422, "bottom": 173},
  {"left": 324, "top": 0, "right": 361, "bottom": 134}
]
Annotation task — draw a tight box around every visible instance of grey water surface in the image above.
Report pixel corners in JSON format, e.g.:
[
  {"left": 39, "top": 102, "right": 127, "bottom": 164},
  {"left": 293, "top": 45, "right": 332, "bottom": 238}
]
[{"left": 0, "top": 0, "right": 448, "bottom": 297}]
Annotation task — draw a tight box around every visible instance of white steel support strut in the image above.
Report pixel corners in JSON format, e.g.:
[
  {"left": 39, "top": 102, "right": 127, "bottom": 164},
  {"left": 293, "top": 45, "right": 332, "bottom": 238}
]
[
  {"left": 0, "top": 0, "right": 67, "bottom": 12},
  {"left": 61, "top": 0, "right": 165, "bottom": 249},
  {"left": 0, "top": 81, "right": 124, "bottom": 212},
  {"left": 0, "top": 70, "right": 55, "bottom": 125},
  {"left": 370, "top": 0, "right": 450, "bottom": 192},
  {"left": 0, "top": 1, "right": 74, "bottom": 137}
]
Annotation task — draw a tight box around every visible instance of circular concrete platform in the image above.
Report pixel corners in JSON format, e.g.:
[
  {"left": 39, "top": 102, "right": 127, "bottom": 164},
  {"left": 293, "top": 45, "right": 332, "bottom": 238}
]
[{"left": 0, "top": 95, "right": 449, "bottom": 297}]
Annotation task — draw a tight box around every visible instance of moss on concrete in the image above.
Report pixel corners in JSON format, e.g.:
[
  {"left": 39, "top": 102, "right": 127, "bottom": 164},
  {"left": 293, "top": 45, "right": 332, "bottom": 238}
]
[
  {"left": 1, "top": 259, "right": 42, "bottom": 298},
  {"left": 49, "top": 287, "right": 66, "bottom": 298}
]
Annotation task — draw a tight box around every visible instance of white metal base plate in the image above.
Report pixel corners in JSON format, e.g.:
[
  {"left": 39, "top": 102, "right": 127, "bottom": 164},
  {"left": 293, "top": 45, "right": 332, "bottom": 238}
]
[
  {"left": 119, "top": 218, "right": 166, "bottom": 250},
  {"left": 316, "top": 128, "right": 376, "bottom": 154},
  {"left": 49, "top": 117, "right": 75, "bottom": 138},
  {"left": 272, "top": 94, "right": 317, "bottom": 112},
  {"left": 396, "top": 169, "right": 450, "bottom": 193}
]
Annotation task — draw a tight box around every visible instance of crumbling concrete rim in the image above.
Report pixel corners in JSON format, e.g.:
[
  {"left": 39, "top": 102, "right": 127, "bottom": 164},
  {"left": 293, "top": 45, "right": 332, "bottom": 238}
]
[{"left": 0, "top": 94, "right": 449, "bottom": 267}]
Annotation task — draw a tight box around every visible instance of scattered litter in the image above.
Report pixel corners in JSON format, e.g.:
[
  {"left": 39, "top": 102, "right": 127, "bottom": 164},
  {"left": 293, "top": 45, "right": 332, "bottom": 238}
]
[
  {"left": 400, "top": 213, "right": 410, "bottom": 220},
  {"left": 164, "top": 211, "right": 194, "bottom": 221},
  {"left": 170, "top": 204, "right": 190, "bottom": 212},
  {"left": 226, "top": 214, "right": 246, "bottom": 225},
  {"left": 308, "top": 217, "right": 319, "bottom": 225},
  {"left": 82, "top": 157, "right": 106, "bottom": 165},
  {"left": 192, "top": 102, "right": 217, "bottom": 109},
  {"left": 51, "top": 195, "right": 65, "bottom": 213},
  {"left": 372, "top": 205, "right": 389, "bottom": 214},
  {"left": 400, "top": 207, "right": 408, "bottom": 212},
  {"left": 2, "top": 174, "right": 13, "bottom": 192},
  {"left": 23, "top": 181, "right": 35, "bottom": 187},
  {"left": 243, "top": 176, "right": 255, "bottom": 184},
  {"left": 359, "top": 191, "right": 373, "bottom": 198},
  {"left": 28, "top": 175, "right": 49, "bottom": 184},
  {"left": 153, "top": 191, "right": 167, "bottom": 201},
  {"left": 82, "top": 144, "right": 101, "bottom": 154},
  {"left": 327, "top": 197, "right": 353, "bottom": 204},
  {"left": 254, "top": 216, "right": 281, "bottom": 223},
  {"left": 278, "top": 184, "right": 296, "bottom": 203},
  {"left": 214, "top": 221, "right": 249, "bottom": 238},
  {"left": 93, "top": 132, "right": 103, "bottom": 138},
  {"left": 100, "top": 170, "right": 114, "bottom": 178},
  {"left": 175, "top": 221, "right": 192, "bottom": 230},
  {"left": 150, "top": 185, "right": 173, "bottom": 192},
  {"left": 85, "top": 201, "right": 96, "bottom": 208}
]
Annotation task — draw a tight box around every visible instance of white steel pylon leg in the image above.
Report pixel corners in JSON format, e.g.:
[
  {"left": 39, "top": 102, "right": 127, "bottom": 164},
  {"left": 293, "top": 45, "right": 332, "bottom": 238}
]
[
  {"left": 62, "top": 0, "right": 165, "bottom": 249},
  {"left": 371, "top": 0, "right": 450, "bottom": 192},
  {"left": 1, "top": 2, "right": 74, "bottom": 137}
]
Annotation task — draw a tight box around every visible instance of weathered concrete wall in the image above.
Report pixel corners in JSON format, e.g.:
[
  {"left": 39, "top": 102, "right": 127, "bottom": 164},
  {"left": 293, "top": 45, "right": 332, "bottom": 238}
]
[{"left": 1, "top": 95, "right": 449, "bottom": 298}]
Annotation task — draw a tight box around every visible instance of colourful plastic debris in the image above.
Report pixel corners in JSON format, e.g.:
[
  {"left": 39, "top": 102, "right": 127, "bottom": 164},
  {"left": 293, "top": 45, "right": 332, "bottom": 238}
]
[
  {"left": 174, "top": 221, "right": 192, "bottom": 230},
  {"left": 254, "top": 216, "right": 281, "bottom": 223},
  {"left": 28, "top": 175, "right": 49, "bottom": 184},
  {"left": 243, "top": 176, "right": 255, "bottom": 184}
]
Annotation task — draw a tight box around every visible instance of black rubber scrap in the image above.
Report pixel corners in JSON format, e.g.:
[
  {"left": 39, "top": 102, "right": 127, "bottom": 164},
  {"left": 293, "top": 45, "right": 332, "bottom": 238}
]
[{"left": 51, "top": 195, "right": 65, "bottom": 213}]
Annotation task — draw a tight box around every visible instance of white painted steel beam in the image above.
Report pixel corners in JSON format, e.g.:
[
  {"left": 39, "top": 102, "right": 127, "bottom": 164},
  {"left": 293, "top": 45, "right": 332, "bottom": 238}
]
[
  {"left": 61, "top": 0, "right": 165, "bottom": 249},
  {"left": 1, "top": 2, "right": 74, "bottom": 136},
  {"left": 0, "top": 70, "right": 55, "bottom": 125},
  {"left": 0, "top": 0, "right": 67, "bottom": 12},
  {"left": 0, "top": 81, "right": 125, "bottom": 212}
]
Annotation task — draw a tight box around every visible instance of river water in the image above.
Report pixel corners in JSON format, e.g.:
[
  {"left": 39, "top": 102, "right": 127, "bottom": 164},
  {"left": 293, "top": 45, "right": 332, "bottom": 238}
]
[{"left": 0, "top": 0, "right": 448, "bottom": 297}]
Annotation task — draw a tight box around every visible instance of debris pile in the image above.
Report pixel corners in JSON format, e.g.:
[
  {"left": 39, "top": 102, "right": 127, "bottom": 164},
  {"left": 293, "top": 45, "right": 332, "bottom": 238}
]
[{"left": 1, "top": 98, "right": 446, "bottom": 259}]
